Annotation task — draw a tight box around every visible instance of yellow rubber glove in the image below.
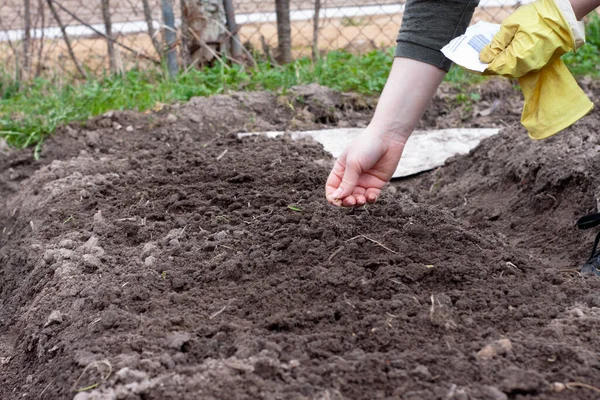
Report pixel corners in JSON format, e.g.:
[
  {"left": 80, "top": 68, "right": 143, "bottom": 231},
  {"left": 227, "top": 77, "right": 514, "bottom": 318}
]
[
  {"left": 479, "top": 0, "right": 593, "bottom": 139},
  {"left": 519, "top": 59, "right": 593, "bottom": 139},
  {"left": 480, "top": 0, "right": 581, "bottom": 77}
]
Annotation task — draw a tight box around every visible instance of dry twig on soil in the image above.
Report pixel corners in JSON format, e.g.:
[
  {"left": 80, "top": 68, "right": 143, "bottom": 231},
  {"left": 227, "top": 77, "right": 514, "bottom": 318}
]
[
  {"left": 39, "top": 382, "right": 52, "bottom": 397},
  {"left": 343, "top": 293, "right": 356, "bottom": 309},
  {"left": 557, "top": 269, "right": 580, "bottom": 275},
  {"left": 347, "top": 234, "right": 397, "bottom": 254},
  {"left": 505, "top": 261, "right": 519, "bottom": 270},
  {"left": 327, "top": 246, "right": 344, "bottom": 263},
  {"left": 565, "top": 382, "right": 600, "bottom": 394},
  {"left": 209, "top": 304, "right": 228, "bottom": 319},
  {"left": 71, "top": 360, "right": 112, "bottom": 392},
  {"left": 216, "top": 149, "right": 228, "bottom": 161}
]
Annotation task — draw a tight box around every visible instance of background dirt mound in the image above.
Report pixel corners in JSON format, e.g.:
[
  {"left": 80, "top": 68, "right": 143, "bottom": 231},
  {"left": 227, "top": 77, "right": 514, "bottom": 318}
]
[
  {"left": 0, "top": 84, "right": 376, "bottom": 202},
  {"left": 0, "top": 80, "right": 521, "bottom": 204},
  {"left": 2, "top": 84, "right": 600, "bottom": 400}
]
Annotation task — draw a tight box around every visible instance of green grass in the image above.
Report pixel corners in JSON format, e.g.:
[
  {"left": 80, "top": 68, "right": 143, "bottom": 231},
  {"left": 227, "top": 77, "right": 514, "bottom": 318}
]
[
  {"left": 3, "top": 20, "right": 600, "bottom": 152},
  {"left": 563, "top": 14, "right": 600, "bottom": 77},
  {"left": 0, "top": 50, "right": 398, "bottom": 151},
  {"left": 444, "top": 64, "right": 486, "bottom": 86}
]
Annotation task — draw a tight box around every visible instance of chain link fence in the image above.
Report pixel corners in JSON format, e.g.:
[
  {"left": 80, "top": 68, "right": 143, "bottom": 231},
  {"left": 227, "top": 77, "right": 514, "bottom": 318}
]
[{"left": 0, "top": 0, "right": 523, "bottom": 81}]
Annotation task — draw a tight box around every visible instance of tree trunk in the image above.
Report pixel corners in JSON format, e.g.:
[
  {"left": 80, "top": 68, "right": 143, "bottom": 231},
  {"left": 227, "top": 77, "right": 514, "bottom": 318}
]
[
  {"left": 275, "top": 0, "right": 292, "bottom": 63},
  {"left": 36, "top": 0, "right": 46, "bottom": 77},
  {"left": 46, "top": 0, "right": 86, "bottom": 79},
  {"left": 101, "top": 0, "right": 117, "bottom": 73},
  {"left": 179, "top": 0, "right": 190, "bottom": 67},
  {"left": 142, "top": 0, "right": 162, "bottom": 58},
  {"left": 50, "top": 0, "right": 160, "bottom": 65}
]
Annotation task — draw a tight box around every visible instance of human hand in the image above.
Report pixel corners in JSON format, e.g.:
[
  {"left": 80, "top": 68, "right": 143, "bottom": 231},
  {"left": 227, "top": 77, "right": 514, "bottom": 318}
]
[
  {"left": 322, "top": 58, "right": 446, "bottom": 207},
  {"left": 325, "top": 129, "right": 406, "bottom": 207},
  {"left": 479, "top": 0, "right": 583, "bottom": 78}
]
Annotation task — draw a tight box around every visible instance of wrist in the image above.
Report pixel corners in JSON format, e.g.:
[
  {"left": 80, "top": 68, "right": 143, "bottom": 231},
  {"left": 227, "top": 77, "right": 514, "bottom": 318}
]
[
  {"left": 568, "top": 0, "right": 600, "bottom": 20},
  {"left": 366, "top": 120, "right": 413, "bottom": 144},
  {"left": 552, "top": 0, "right": 586, "bottom": 47}
]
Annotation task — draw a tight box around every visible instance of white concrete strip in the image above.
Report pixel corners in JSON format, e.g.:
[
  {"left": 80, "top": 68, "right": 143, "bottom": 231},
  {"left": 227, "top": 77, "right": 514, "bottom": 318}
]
[
  {"left": 236, "top": 4, "right": 405, "bottom": 25},
  {"left": 0, "top": 20, "right": 160, "bottom": 42},
  {"left": 239, "top": 127, "right": 500, "bottom": 178},
  {"left": 0, "top": 1, "right": 529, "bottom": 43}
]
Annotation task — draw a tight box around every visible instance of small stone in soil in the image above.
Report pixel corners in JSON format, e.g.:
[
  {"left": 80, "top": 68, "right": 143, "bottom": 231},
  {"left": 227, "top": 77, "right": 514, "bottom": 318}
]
[
  {"left": 165, "top": 332, "right": 191, "bottom": 351},
  {"left": 44, "top": 310, "right": 64, "bottom": 327},
  {"left": 477, "top": 338, "right": 513, "bottom": 360}
]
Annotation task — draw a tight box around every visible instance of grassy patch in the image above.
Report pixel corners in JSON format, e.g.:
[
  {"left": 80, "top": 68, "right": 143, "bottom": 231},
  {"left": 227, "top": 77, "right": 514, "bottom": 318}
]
[
  {"left": 444, "top": 64, "right": 486, "bottom": 87},
  {"left": 0, "top": 50, "right": 397, "bottom": 150},
  {"left": 2, "top": 26, "right": 600, "bottom": 151}
]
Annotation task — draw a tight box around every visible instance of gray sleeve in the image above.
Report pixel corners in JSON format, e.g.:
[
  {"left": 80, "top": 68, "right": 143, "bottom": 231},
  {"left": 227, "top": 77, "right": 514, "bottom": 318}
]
[{"left": 395, "top": 0, "right": 480, "bottom": 71}]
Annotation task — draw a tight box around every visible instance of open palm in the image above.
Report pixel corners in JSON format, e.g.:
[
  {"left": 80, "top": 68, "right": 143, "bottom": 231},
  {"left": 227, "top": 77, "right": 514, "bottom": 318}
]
[{"left": 325, "top": 130, "right": 406, "bottom": 207}]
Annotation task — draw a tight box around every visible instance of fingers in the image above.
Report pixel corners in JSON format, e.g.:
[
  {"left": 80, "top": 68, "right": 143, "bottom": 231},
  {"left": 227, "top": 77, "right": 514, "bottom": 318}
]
[
  {"left": 480, "top": 21, "right": 519, "bottom": 64},
  {"left": 324, "top": 134, "right": 390, "bottom": 208},
  {"left": 352, "top": 187, "right": 367, "bottom": 207},
  {"left": 486, "top": 41, "right": 540, "bottom": 78},
  {"left": 325, "top": 159, "right": 374, "bottom": 208},
  {"left": 342, "top": 195, "right": 357, "bottom": 207},
  {"left": 333, "top": 158, "right": 361, "bottom": 201},
  {"left": 355, "top": 195, "right": 367, "bottom": 206},
  {"left": 484, "top": 45, "right": 521, "bottom": 77},
  {"left": 338, "top": 188, "right": 379, "bottom": 207},
  {"left": 325, "top": 155, "right": 346, "bottom": 206},
  {"left": 325, "top": 153, "right": 387, "bottom": 207},
  {"left": 365, "top": 188, "right": 381, "bottom": 204},
  {"left": 338, "top": 190, "right": 368, "bottom": 207}
]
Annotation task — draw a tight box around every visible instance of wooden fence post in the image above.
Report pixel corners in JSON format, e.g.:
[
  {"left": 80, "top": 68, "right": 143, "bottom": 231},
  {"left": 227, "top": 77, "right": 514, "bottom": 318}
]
[
  {"left": 222, "top": 0, "right": 242, "bottom": 60},
  {"left": 35, "top": 0, "right": 47, "bottom": 77},
  {"left": 101, "top": 0, "right": 118, "bottom": 73},
  {"left": 142, "top": 0, "right": 163, "bottom": 58},
  {"left": 312, "top": 0, "right": 321, "bottom": 60},
  {"left": 275, "top": 0, "right": 292, "bottom": 63}
]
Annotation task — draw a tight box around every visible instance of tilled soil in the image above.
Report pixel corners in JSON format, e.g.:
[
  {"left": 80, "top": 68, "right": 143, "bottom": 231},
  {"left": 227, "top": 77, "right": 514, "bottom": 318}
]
[
  {"left": 1, "top": 83, "right": 600, "bottom": 400},
  {"left": 408, "top": 80, "right": 600, "bottom": 270}
]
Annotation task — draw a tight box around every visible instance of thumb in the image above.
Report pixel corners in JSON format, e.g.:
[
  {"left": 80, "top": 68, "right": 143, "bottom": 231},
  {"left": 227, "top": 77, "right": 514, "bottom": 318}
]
[
  {"left": 332, "top": 159, "right": 361, "bottom": 200},
  {"left": 480, "top": 21, "right": 518, "bottom": 63}
]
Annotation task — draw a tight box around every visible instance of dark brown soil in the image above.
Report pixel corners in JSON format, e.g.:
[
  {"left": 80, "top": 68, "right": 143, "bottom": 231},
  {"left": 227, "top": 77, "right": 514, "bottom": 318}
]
[
  {"left": 406, "top": 79, "right": 600, "bottom": 270},
  {"left": 2, "top": 82, "right": 600, "bottom": 400}
]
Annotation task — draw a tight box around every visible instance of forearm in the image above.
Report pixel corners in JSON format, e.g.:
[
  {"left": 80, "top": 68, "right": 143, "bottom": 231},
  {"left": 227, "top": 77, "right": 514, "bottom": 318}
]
[
  {"left": 570, "top": 0, "right": 600, "bottom": 19},
  {"left": 369, "top": 57, "right": 446, "bottom": 140},
  {"left": 377, "top": 0, "right": 477, "bottom": 139}
]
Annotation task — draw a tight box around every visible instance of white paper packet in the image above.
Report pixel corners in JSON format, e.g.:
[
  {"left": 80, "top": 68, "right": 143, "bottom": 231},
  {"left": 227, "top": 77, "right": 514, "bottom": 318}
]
[{"left": 441, "top": 21, "right": 501, "bottom": 73}]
